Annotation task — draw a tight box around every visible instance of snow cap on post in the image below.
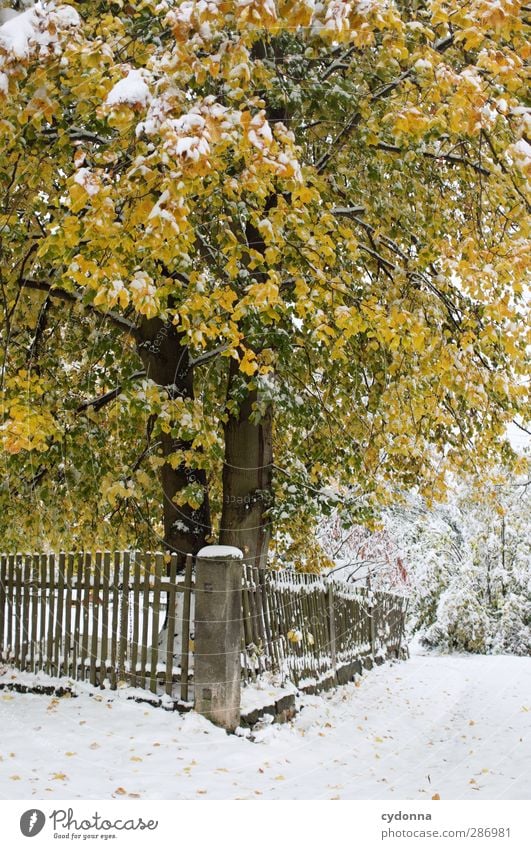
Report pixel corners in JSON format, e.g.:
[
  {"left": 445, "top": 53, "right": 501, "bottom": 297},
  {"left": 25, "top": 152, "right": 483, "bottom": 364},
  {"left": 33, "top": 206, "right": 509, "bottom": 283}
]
[{"left": 197, "top": 545, "right": 243, "bottom": 560}]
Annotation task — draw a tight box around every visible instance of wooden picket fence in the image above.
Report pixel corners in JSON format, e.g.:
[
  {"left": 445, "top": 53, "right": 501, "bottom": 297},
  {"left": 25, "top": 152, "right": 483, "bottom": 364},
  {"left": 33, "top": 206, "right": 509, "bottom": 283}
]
[
  {"left": 241, "top": 565, "right": 407, "bottom": 687},
  {"left": 0, "top": 550, "right": 194, "bottom": 701},
  {"left": 0, "top": 550, "right": 407, "bottom": 702}
]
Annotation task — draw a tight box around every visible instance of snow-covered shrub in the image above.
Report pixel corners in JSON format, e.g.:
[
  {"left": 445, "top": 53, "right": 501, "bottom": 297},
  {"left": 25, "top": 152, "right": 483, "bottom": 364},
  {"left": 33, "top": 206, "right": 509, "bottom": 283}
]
[
  {"left": 317, "top": 474, "right": 530, "bottom": 655},
  {"left": 493, "top": 593, "right": 531, "bottom": 656}
]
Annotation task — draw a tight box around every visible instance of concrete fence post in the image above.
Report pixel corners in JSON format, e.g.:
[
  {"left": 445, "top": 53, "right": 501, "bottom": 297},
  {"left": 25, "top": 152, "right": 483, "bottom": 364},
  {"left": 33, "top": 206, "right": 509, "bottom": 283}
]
[{"left": 194, "top": 545, "right": 243, "bottom": 732}]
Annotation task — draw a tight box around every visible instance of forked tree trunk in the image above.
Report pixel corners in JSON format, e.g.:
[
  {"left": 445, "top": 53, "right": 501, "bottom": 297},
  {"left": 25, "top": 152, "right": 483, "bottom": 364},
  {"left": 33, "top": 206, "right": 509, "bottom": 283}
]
[
  {"left": 219, "top": 357, "right": 273, "bottom": 567},
  {"left": 137, "top": 317, "right": 211, "bottom": 566}
]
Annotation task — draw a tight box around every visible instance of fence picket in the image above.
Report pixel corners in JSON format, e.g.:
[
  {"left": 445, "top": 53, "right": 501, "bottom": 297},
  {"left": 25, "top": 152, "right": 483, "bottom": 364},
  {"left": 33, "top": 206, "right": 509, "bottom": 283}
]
[
  {"left": 165, "top": 553, "right": 177, "bottom": 698},
  {"left": 89, "top": 552, "right": 102, "bottom": 686},
  {"left": 54, "top": 552, "right": 65, "bottom": 676},
  {"left": 101, "top": 552, "right": 111, "bottom": 684},
  {"left": 130, "top": 552, "right": 141, "bottom": 688},
  {"left": 140, "top": 553, "right": 151, "bottom": 690},
  {"left": 109, "top": 551, "right": 121, "bottom": 690},
  {"left": 21, "top": 555, "right": 31, "bottom": 671},
  {"left": 0, "top": 554, "right": 6, "bottom": 661},
  {"left": 64, "top": 553, "right": 74, "bottom": 678},
  {"left": 150, "top": 553, "right": 163, "bottom": 693},
  {"left": 118, "top": 552, "right": 130, "bottom": 685},
  {"left": 45, "top": 554, "right": 55, "bottom": 676},
  {"left": 180, "top": 554, "right": 193, "bottom": 703},
  {"left": 81, "top": 552, "right": 91, "bottom": 681}
]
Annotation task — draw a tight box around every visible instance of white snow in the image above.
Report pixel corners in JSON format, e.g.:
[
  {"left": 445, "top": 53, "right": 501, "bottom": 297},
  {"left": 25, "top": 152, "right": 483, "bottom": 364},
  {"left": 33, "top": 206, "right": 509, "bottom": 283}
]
[
  {"left": 0, "top": 2, "right": 79, "bottom": 61},
  {"left": 73, "top": 167, "right": 100, "bottom": 196},
  {"left": 105, "top": 68, "right": 152, "bottom": 109},
  {"left": 1, "top": 652, "right": 530, "bottom": 799},
  {"left": 0, "top": 6, "right": 37, "bottom": 59},
  {"left": 197, "top": 545, "right": 243, "bottom": 559}
]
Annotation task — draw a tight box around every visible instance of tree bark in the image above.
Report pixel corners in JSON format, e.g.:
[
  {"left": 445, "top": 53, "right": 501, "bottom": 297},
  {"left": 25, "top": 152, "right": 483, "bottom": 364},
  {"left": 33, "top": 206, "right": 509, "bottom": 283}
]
[
  {"left": 137, "top": 317, "right": 211, "bottom": 565},
  {"left": 219, "top": 357, "right": 273, "bottom": 567}
]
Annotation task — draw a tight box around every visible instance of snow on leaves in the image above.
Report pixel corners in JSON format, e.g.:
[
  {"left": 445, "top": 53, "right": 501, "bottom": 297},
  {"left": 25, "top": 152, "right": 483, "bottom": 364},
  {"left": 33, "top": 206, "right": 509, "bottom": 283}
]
[{"left": 0, "top": 2, "right": 79, "bottom": 97}]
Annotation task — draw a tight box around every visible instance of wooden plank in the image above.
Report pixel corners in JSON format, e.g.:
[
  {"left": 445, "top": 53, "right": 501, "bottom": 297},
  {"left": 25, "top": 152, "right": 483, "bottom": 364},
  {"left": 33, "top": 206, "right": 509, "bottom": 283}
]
[
  {"left": 264, "top": 575, "right": 281, "bottom": 673},
  {"left": 13, "top": 554, "right": 23, "bottom": 668},
  {"left": 29, "top": 554, "right": 39, "bottom": 672},
  {"left": 90, "top": 552, "right": 102, "bottom": 686},
  {"left": 63, "top": 553, "right": 74, "bottom": 678},
  {"left": 328, "top": 583, "right": 336, "bottom": 672},
  {"left": 241, "top": 569, "right": 254, "bottom": 679},
  {"left": 149, "top": 553, "right": 163, "bottom": 694},
  {"left": 254, "top": 568, "right": 268, "bottom": 674},
  {"left": 80, "top": 552, "right": 92, "bottom": 681},
  {"left": 6, "top": 554, "right": 15, "bottom": 661},
  {"left": 119, "top": 552, "right": 131, "bottom": 685},
  {"left": 130, "top": 552, "right": 141, "bottom": 687},
  {"left": 100, "top": 551, "right": 111, "bottom": 683},
  {"left": 72, "top": 552, "right": 84, "bottom": 680},
  {"left": 0, "top": 553, "right": 6, "bottom": 661},
  {"left": 21, "top": 554, "right": 31, "bottom": 670},
  {"left": 54, "top": 552, "right": 65, "bottom": 675},
  {"left": 180, "top": 554, "right": 193, "bottom": 702},
  {"left": 258, "top": 568, "right": 274, "bottom": 662},
  {"left": 165, "top": 554, "right": 177, "bottom": 698},
  {"left": 247, "top": 567, "right": 260, "bottom": 651},
  {"left": 45, "top": 553, "right": 55, "bottom": 675},
  {"left": 140, "top": 552, "right": 151, "bottom": 689},
  {"left": 37, "top": 554, "right": 46, "bottom": 672},
  {"left": 109, "top": 551, "right": 121, "bottom": 690}
]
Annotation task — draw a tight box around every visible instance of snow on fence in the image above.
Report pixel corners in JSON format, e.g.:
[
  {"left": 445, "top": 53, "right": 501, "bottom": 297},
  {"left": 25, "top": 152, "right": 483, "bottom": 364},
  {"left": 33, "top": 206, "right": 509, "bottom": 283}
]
[
  {"left": 0, "top": 550, "right": 407, "bottom": 704},
  {"left": 241, "top": 565, "right": 407, "bottom": 688},
  {"left": 0, "top": 550, "right": 194, "bottom": 702}
]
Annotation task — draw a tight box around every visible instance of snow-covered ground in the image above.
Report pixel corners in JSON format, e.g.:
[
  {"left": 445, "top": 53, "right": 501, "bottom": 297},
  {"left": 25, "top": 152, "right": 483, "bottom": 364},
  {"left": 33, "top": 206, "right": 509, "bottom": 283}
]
[{"left": 1, "top": 650, "right": 530, "bottom": 800}]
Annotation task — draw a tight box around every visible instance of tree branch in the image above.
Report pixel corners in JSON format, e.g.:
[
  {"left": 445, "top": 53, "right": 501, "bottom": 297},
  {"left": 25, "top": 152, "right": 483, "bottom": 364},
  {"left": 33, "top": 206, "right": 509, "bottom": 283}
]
[
  {"left": 377, "top": 142, "right": 491, "bottom": 176},
  {"left": 189, "top": 343, "right": 230, "bottom": 368},
  {"left": 76, "top": 370, "right": 146, "bottom": 414},
  {"left": 20, "top": 278, "right": 139, "bottom": 337},
  {"left": 316, "top": 35, "right": 454, "bottom": 174}
]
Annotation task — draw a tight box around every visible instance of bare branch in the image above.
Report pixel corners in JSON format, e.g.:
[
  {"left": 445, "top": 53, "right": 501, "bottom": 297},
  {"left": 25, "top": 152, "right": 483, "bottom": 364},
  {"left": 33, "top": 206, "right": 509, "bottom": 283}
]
[
  {"left": 377, "top": 142, "right": 491, "bottom": 176},
  {"left": 189, "top": 343, "right": 231, "bottom": 368},
  {"left": 20, "top": 278, "right": 139, "bottom": 337},
  {"left": 76, "top": 370, "right": 146, "bottom": 414}
]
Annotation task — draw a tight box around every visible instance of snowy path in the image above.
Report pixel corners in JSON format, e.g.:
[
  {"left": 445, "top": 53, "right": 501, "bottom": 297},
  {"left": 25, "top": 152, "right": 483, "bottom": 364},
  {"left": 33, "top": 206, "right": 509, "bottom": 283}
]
[{"left": 1, "top": 653, "right": 530, "bottom": 800}]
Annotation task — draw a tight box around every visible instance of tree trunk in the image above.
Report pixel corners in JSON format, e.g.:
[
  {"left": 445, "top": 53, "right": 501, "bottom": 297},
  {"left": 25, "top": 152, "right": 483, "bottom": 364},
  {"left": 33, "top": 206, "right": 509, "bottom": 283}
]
[
  {"left": 137, "top": 317, "right": 211, "bottom": 565},
  {"left": 219, "top": 357, "right": 273, "bottom": 567}
]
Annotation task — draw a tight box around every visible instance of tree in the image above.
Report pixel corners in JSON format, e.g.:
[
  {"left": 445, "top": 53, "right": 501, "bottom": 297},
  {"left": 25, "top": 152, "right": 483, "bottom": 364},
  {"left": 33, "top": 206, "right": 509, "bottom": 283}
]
[{"left": 0, "top": 0, "right": 529, "bottom": 564}]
